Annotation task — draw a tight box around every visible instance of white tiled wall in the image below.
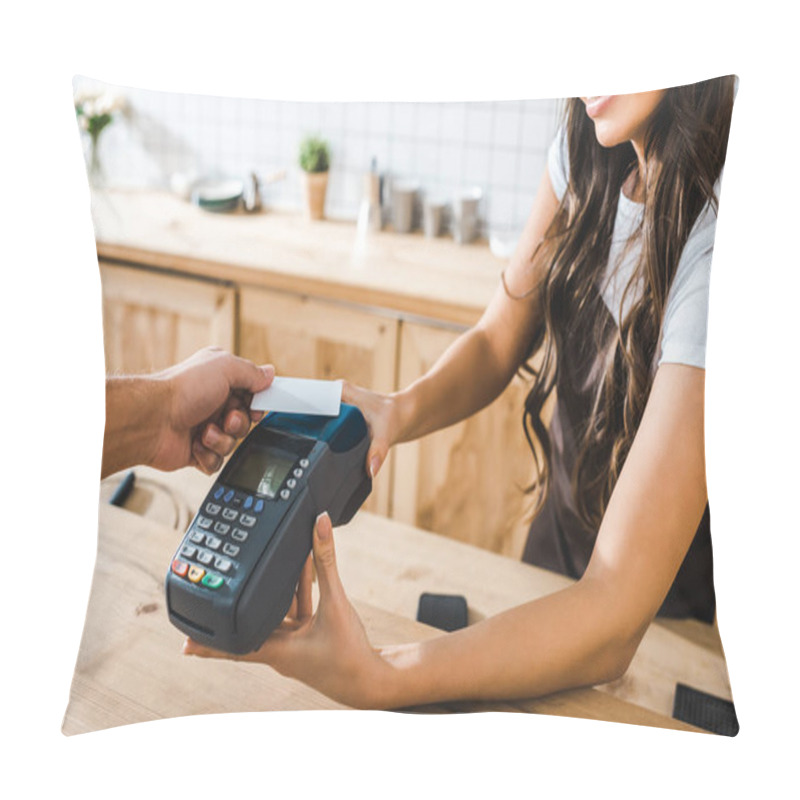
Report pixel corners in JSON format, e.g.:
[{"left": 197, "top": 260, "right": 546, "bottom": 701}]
[{"left": 75, "top": 76, "right": 562, "bottom": 239}]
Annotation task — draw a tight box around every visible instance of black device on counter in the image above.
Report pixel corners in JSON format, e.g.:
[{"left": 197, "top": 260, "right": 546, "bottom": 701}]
[
  {"left": 165, "top": 404, "right": 371, "bottom": 654},
  {"left": 416, "top": 592, "right": 469, "bottom": 632},
  {"left": 672, "top": 683, "right": 739, "bottom": 736}
]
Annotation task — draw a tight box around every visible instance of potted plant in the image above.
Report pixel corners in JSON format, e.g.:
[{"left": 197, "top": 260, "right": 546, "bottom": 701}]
[{"left": 298, "top": 135, "right": 330, "bottom": 220}]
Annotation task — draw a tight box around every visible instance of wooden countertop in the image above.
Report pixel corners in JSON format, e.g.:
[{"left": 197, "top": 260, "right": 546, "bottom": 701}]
[
  {"left": 63, "top": 468, "right": 734, "bottom": 734},
  {"left": 90, "top": 189, "right": 506, "bottom": 327}
]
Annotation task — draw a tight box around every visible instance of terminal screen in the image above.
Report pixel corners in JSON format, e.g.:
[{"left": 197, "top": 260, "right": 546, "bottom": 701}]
[{"left": 227, "top": 445, "right": 295, "bottom": 498}]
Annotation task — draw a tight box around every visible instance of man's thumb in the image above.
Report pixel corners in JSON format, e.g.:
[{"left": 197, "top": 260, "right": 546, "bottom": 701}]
[{"left": 226, "top": 355, "right": 274, "bottom": 393}]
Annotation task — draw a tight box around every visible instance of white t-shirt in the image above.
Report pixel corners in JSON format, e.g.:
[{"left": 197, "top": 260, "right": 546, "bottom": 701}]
[{"left": 548, "top": 128, "right": 718, "bottom": 369}]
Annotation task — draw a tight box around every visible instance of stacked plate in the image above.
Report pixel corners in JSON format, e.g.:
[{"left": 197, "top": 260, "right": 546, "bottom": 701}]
[{"left": 191, "top": 179, "right": 244, "bottom": 213}]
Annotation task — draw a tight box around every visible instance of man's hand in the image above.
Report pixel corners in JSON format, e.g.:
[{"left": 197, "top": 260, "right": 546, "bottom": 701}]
[
  {"left": 102, "top": 347, "right": 274, "bottom": 477},
  {"left": 152, "top": 347, "right": 274, "bottom": 473}
]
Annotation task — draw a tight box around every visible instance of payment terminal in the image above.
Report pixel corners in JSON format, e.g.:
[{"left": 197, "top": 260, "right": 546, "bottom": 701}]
[{"left": 165, "top": 404, "right": 371, "bottom": 654}]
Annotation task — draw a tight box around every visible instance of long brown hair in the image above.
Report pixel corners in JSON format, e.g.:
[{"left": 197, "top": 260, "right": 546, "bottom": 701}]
[{"left": 521, "top": 76, "right": 736, "bottom": 531}]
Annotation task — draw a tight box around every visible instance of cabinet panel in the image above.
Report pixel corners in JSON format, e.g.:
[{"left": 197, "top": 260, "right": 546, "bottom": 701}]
[
  {"left": 392, "top": 322, "right": 537, "bottom": 557},
  {"left": 238, "top": 287, "right": 399, "bottom": 516},
  {"left": 100, "top": 261, "right": 235, "bottom": 374}
]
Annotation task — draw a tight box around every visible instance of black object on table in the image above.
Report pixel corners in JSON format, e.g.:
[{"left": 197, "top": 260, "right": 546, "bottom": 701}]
[
  {"left": 109, "top": 470, "right": 136, "bottom": 508},
  {"left": 416, "top": 592, "right": 469, "bottom": 632},
  {"left": 672, "top": 682, "right": 739, "bottom": 736}
]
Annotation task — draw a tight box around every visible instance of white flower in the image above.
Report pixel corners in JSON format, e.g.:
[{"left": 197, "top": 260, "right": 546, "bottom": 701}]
[
  {"left": 74, "top": 89, "right": 126, "bottom": 118},
  {"left": 73, "top": 89, "right": 95, "bottom": 107},
  {"left": 95, "top": 96, "right": 112, "bottom": 115}
]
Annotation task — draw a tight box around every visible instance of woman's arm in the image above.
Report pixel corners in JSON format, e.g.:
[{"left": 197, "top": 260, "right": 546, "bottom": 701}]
[
  {"left": 397, "top": 169, "right": 560, "bottom": 439},
  {"left": 186, "top": 364, "right": 708, "bottom": 708},
  {"left": 344, "top": 169, "right": 560, "bottom": 476},
  {"left": 374, "top": 364, "right": 708, "bottom": 705}
]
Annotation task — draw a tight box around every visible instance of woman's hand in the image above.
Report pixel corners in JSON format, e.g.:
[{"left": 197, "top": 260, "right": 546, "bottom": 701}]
[
  {"left": 341, "top": 381, "right": 402, "bottom": 479},
  {"left": 183, "top": 512, "right": 392, "bottom": 709}
]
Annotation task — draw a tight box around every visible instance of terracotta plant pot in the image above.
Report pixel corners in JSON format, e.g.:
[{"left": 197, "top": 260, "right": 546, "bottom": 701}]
[{"left": 302, "top": 171, "right": 328, "bottom": 220}]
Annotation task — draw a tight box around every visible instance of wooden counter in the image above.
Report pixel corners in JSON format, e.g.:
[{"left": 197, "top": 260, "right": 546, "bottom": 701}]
[
  {"left": 91, "top": 189, "right": 504, "bottom": 327},
  {"left": 63, "top": 468, "right": 733, "bottom": 735}
]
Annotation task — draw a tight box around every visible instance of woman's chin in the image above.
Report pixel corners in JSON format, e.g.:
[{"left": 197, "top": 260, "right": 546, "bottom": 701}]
[{"left": 591, "top": 121, "right": 626, "bottom": 149}]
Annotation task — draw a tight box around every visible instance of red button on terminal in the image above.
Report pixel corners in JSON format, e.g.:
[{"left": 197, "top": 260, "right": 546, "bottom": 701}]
[{"left": 171, "top": 559, "right": 189, "bottom": 578}]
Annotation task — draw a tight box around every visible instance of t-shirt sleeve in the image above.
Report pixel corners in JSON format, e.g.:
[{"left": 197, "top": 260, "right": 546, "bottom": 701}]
[
  {"left": 547, "top": 125, "right": 569, "bottom": 201},
  {"left": 658, "top": 203, "right": 717, "bottom": 369}
]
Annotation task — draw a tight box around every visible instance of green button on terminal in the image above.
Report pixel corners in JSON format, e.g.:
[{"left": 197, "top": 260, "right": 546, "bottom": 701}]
[{"left": 201, "top": 573, "right": 225, "bottom": 590}]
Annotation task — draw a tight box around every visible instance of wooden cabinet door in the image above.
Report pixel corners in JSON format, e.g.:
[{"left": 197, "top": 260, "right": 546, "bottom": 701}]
[
  {"left": 392, "top": 321, "right": 537, "bottom": 558},
  {"left": 100, "top": 261, "right": 236, "bottom": 374},
  {"left": 238, "top": 287, "right": 399, "bottom": 515}
]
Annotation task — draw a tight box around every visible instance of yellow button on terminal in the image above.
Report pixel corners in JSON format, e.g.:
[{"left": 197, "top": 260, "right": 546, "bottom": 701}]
[{"left": 187, "top": 565, "right": 205, "bottom": 583}]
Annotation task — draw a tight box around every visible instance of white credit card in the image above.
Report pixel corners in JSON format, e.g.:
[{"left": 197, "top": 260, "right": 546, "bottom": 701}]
[{"left": 250, "top": 376, "right": 342, "bottom": 417}]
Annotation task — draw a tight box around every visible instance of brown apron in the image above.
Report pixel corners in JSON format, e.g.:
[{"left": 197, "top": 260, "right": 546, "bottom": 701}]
[{"left": 522, "top": 287, "right": 716, "bottom": 623}]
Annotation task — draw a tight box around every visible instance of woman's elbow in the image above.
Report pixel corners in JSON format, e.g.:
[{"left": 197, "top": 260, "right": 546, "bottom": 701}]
[
  {"left": 583, "top": 593, "right": 652, "bottom": 685},
  {"left": 595, "top": 635, "right": 642, "bottom": 684}
]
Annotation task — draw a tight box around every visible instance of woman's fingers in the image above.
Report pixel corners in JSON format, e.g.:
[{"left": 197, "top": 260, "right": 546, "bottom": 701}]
[
  {"left": 182, "top": 638, "right": 268, "bottom": 662},
  {"left": 287, "top": 593, "right": 298, "bottom": 620},
  {"left": 185, "top": 515, "right": 344, "bottom": 660},
  {"left": 183, "top": 634, "right": 285, "bottom": 664},
  {"left": 340, "top": 380, "right": 358, "bottom": 405},
  {"left": 185, "top": 542, "right": 317, "bottom": 668},
  {"left": 183, "top": 639, "right": 230, "bottom": 660},
  {"left": 341, "top": 381, "right": 392, "bottom": 478},
  {"left": 296, "top": 553, "right": 314, "bottom": 620},
  {"left": 313, "top": 512, "right": 346, "bottom": 605},
  {"left": 367, "top": 438, "right": 389, "bottom": 478}
]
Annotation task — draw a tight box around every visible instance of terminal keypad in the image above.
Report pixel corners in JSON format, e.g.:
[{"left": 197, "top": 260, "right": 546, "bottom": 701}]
[
  {"left": 171, "top": 482, "right": 280, "bottom": 591},
  {"left": 172, "top": 449, "right": 305, "bottom": 593}
]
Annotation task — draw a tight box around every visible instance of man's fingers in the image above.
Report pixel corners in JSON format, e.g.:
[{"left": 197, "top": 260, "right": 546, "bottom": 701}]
[
  {"left": 201, "top": 423, "right": 237, "bottom": 457},
  {"left": 222, "top": 406, "right": 252, "bottom": 438},
  {"left": 219, "top": 362, "right": 273, "bottom": 434},
  {"left": 192, "top": 440, "right": 223, "bottom": 474}
]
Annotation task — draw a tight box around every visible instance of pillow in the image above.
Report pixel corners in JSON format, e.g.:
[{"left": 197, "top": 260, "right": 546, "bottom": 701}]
[{"left": 64, "top": 76, "right": 738, "bottom": 737}]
